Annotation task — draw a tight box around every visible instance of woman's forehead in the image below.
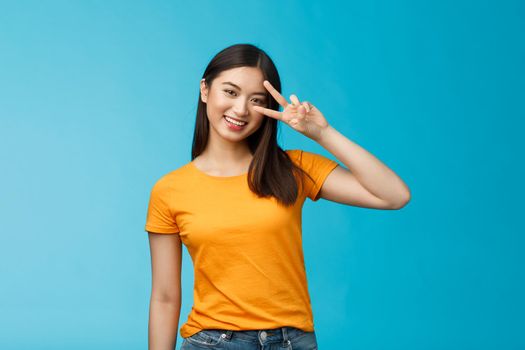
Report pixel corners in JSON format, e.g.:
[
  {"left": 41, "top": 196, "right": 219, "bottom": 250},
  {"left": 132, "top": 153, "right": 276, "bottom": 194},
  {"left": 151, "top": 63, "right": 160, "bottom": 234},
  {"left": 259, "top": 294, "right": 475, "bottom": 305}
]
[{"left": 215, "top": 67, "right": 265, "bottom": 89}]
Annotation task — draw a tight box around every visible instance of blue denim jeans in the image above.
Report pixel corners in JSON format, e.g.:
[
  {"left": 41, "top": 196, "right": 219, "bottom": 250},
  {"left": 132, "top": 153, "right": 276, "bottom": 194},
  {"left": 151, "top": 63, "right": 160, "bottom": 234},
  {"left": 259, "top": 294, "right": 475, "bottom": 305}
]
[{"left": 180, "top": 326, "right": 318, "bottom": 350}]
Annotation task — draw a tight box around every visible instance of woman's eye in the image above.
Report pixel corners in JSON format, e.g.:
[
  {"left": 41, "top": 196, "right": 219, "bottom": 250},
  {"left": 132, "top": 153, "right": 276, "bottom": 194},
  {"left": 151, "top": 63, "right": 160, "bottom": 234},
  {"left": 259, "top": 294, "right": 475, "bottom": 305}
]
[{"left": 223, "top": 90, "right": 265, "bottom": 105}]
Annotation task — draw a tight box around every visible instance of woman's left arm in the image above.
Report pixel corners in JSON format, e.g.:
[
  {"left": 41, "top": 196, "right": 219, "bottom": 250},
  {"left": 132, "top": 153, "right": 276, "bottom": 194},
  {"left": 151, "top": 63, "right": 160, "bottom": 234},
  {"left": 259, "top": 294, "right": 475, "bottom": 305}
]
[
  {"left": 253, "top": 80, "right": 411, "bottom": 210},
  {"left": 315, "top": 124, "right": 411, "bottom": 209}
]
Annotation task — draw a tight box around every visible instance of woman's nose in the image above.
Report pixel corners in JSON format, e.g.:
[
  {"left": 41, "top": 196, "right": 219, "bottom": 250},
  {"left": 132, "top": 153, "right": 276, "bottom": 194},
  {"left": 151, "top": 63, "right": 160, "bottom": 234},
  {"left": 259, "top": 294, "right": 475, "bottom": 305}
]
[{"left": 232, "top": 98, "right": 249, "bottom": 116}]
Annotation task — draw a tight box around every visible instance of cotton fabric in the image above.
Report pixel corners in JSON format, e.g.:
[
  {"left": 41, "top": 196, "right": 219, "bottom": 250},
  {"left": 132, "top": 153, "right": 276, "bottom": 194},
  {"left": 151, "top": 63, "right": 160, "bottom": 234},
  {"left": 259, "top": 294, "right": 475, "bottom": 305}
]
[{"left": 144, "top": 149, "right": 338, "bottom": 339}]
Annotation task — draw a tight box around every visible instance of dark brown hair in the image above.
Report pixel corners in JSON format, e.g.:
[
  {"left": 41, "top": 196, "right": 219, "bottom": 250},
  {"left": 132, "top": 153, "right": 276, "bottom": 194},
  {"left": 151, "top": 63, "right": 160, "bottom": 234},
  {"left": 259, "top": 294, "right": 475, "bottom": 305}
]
[{"left": 191, "top": 43, "right": 313, "bottom": 207}]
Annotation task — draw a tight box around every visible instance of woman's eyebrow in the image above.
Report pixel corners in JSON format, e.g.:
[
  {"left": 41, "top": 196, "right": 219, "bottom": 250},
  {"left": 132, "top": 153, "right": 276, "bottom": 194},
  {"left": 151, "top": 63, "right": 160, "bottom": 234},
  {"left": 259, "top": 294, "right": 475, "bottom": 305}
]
[{"left": 222, "top": 81, "right": 267, "bottom": 96}]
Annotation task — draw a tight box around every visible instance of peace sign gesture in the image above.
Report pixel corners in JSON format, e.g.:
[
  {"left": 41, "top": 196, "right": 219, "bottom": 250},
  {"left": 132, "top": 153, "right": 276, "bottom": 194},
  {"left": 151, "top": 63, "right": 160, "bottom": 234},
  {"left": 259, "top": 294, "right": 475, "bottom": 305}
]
[{"left": 253, "top": 80, "right": 330, "bottom": 142}]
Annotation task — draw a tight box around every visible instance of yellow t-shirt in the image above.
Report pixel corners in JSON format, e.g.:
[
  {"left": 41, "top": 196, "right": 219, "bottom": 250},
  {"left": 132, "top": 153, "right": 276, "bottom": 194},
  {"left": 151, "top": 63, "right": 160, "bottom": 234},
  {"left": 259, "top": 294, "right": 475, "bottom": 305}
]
[{"left": 144, "top": 149, "right": 338, "bottom": 338}]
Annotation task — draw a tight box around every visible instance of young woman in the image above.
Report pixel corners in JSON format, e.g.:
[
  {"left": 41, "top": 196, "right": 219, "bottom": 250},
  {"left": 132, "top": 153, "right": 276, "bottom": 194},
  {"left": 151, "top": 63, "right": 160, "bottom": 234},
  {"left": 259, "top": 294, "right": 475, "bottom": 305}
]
[{"left": 145, "top": 43, "right": 411, "bottom": 350}]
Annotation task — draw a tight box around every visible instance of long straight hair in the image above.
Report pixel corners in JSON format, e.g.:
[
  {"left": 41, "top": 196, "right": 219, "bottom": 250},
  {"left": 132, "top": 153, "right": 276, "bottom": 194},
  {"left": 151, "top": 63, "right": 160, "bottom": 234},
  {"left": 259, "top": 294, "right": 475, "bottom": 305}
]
[{"left": 191, "top": 43, "right": 313, "bottom": 207}]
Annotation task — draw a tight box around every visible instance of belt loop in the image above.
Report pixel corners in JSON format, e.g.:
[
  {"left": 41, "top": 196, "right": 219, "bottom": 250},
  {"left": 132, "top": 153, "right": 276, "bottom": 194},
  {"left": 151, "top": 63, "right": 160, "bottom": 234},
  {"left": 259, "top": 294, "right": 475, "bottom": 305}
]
[{"left": 281, "top": 327, "right": 290, "bottom": 346}]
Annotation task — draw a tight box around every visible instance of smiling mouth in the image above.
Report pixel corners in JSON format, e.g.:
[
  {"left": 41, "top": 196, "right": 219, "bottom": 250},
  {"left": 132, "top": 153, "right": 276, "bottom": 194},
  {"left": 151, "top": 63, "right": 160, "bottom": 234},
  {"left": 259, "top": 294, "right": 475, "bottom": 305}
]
[{"left": 223, "top": 115, "right": 248, "bottom": 126}]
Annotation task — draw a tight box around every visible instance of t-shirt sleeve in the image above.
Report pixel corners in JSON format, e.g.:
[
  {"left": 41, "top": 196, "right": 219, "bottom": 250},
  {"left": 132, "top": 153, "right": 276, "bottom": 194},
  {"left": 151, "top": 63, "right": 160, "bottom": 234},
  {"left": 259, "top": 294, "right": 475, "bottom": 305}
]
[
  {"left": 296, "top": 150, "right": 339, "bottom": 201},
  {"left": 144, "top": 178, "right": 180, "bottom": 234}
]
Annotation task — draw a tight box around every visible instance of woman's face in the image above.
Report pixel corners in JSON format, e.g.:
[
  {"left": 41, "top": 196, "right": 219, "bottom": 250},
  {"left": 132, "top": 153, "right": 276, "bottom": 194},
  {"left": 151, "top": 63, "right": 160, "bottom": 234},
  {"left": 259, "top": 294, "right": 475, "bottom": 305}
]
[{"left": 200, "top": 66, "right": 269, "bottom": 144}]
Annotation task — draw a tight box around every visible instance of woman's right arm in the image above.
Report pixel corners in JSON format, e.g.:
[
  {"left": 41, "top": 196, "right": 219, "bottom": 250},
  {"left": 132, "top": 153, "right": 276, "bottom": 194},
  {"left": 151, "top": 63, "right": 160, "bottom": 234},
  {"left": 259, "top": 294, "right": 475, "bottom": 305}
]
[{"left": 148, "top": 232, "right": 183, "bottom": 350}]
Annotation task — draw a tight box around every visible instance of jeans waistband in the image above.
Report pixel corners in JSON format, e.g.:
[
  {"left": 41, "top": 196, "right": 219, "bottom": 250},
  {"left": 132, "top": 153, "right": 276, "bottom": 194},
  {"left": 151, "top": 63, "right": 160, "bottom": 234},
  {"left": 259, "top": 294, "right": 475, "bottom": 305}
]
[{"left": 205, "top": 326, "right": 308, "bottom": 344}]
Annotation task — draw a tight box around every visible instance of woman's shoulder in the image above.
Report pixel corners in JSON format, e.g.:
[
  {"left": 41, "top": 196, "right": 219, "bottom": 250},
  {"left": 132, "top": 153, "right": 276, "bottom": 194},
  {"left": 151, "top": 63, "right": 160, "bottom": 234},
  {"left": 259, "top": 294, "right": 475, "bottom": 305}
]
[
  {"left": 284, "top": 148, "right": 302, "bottom": 159},
  {"left": 284, "top": 148, "right": 339, "bottom": 172},
  {"left": 151, "top": 162, "right": 195, "bottom": 189}
]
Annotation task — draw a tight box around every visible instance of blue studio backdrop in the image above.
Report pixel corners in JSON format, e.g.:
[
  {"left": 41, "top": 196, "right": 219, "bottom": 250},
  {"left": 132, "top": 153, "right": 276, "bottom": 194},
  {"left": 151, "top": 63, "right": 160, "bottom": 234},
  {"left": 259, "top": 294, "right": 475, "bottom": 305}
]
[{"left": 0, "top": 1, "right": 523, "bottom": 349}]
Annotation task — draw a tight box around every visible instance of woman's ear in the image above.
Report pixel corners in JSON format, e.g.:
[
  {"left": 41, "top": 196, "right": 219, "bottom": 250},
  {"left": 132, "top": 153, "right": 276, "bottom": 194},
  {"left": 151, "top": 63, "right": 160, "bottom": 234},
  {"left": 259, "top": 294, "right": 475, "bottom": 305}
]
[{"left": 200, "top": 78, "right": 208, "bottom": 103}]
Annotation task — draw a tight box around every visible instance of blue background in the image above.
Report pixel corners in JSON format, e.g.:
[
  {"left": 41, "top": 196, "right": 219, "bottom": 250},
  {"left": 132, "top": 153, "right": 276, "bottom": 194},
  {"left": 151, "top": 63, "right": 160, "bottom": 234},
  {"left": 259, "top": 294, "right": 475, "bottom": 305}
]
[{"left": 1, "top": 1, "right": 523, "bottom": 349}]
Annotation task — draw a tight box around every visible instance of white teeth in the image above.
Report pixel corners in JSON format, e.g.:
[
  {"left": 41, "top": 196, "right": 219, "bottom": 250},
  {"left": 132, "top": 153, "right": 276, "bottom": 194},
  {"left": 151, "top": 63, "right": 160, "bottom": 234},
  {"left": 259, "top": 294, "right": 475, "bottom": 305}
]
[{"left": 224, "top": 116, "right": 247, "bottom": 126}]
